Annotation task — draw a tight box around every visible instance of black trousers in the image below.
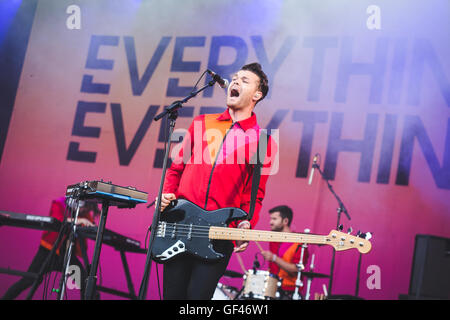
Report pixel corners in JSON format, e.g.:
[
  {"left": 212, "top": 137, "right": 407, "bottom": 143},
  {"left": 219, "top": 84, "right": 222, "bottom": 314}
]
[
  {"left": 2, "top": 245, "right": 87, "bottom": 300},
  {"left": 163, "top": 240, "right": 233, "bottom": 300}
]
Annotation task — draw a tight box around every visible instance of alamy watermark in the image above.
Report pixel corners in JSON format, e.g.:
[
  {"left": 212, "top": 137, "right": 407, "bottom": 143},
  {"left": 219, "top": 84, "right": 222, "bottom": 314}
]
[
  {"left": 66, "top": 265, "right": 81, "bottom": 290},
  {"left": 366, "top": 265, "right": 381, "bottom": 290}
]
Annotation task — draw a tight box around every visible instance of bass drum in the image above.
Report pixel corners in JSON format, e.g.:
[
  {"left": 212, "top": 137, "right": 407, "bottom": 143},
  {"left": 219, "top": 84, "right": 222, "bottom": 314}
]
[{"left": 212, "top": 282, "right": 239, "bottom": 300}]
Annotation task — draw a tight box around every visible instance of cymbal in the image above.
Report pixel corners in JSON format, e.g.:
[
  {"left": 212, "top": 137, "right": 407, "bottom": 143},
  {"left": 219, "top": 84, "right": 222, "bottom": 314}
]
[
  {"left": 223, "top": 270, "right": 244, "bottom": 278},
  {"left": 301, "top": 271, "right": 330, "bottom": 278}
]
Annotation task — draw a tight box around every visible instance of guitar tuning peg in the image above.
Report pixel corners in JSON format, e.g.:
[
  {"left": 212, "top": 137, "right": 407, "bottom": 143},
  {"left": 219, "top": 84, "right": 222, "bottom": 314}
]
[
  {"left": 347, "top": 227, "right": 353, "bottom": 234},
  {"left": 338, "top": 224, "right": 344, "bottom": 231}
]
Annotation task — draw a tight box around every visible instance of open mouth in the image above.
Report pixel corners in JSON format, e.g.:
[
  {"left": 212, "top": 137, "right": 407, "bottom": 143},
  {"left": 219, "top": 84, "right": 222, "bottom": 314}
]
[{"left": 230, "top": 88, "right": 240, "bottom": 97}]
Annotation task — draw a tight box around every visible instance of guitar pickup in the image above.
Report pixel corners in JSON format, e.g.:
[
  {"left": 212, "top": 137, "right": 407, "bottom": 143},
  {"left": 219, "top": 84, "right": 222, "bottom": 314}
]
[{"left": 187, "top": 223, "right": 193, "bottom": 240}]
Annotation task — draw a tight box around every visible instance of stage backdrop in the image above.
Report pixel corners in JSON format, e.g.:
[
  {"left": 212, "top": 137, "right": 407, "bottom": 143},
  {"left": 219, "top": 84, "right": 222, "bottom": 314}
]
[{"left": 1, "top": 0, "right": 449, "bottom": 300}]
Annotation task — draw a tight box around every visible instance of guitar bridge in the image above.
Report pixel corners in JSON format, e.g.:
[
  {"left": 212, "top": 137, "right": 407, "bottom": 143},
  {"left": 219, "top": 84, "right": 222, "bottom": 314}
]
[
  {"left": 171, "top": 222, "right": 177, "bottom": 239},
  {"left": 156, "top": 222, "right": 166, "bottom": 237}
]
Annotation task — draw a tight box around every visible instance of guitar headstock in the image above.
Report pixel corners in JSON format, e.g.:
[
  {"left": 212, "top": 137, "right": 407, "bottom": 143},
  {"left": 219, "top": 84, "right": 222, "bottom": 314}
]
[{"left": 325, "top": 229, "right": 372, "bottom": 254}]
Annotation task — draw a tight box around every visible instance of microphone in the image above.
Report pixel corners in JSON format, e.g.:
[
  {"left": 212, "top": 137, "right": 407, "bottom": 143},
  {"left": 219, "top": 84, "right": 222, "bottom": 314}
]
[
  {"left": 207, "top": 69, "right": 229, "bottom": 88},
  {"left": 308, "top": 154, "right": 319, "bottom": 185}
]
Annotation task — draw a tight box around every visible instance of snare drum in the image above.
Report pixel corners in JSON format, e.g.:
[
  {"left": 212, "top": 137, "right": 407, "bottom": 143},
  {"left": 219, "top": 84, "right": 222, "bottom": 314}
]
[
  {"left": 242, "top": 270, "right": 281, "bottom": 300},
  {"left": 212, "top": 283, "right": 238, "bottom": 300}
]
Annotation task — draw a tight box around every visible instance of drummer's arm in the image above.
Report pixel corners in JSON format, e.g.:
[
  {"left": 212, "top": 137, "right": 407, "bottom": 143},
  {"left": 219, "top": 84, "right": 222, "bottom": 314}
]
[
  {"left": 273, "top": 256, "right": 298, "bottom": 276},
  {"left": 261, "top": 251, "right": 298, "bottom": 276}
]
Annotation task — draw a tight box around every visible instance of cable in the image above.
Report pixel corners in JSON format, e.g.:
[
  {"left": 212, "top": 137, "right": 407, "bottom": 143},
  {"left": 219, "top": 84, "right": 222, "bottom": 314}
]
[
  {"left": 190, "top": 70, "right": 208, "bottom": 95},
  {"left": 155, "top": 263, "right": 162, "bottom": 300},
  {"left": 51, "top": 271, "right": 58, "bottom": 299},
  {"left": 99, "top": 261, "right": 102, "bottom": 287},
  {"left": 144, "top": 226, "right": 151, "bottom": 251},
  {"left": 42, "top": 272, "right": 47, "bottom": 300},
  {"left": 139, "top": 224, "right": 155, "bottom": 298}
]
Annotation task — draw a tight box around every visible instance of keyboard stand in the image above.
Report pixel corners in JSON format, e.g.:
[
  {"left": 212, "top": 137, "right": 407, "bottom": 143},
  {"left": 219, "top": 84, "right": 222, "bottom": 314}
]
[
  {"left": 83, "top": 199, "right": 109, "bottom": 300},
  {"left": 78, "top": 235, "right": 141, "bottom": 300}
]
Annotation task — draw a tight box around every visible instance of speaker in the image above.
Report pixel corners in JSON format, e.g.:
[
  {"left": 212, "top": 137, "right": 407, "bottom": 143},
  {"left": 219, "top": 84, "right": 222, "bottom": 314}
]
[{"left": 408, "top": 234, "right": 450, "bottom": 299}]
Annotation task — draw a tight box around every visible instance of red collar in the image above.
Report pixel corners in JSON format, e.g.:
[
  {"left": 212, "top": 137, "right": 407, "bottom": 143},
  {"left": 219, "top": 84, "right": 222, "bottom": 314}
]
[{"left": 216, "top": 109, "right": 258, "bottom": 131}]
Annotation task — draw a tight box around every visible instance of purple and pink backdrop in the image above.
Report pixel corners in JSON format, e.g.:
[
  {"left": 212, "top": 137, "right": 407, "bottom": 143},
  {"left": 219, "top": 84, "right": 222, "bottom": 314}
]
[{"left": 0, "top": 0, "right": 449, "bottom": 300}]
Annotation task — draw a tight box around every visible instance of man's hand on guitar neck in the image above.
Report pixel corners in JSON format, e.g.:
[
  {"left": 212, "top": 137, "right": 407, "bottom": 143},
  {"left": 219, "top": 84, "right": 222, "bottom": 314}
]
[
  {"left": 157, "top": 193, "right": 176, "bottom": 212},
  {"left": 233, "top": 221, "right": 251, "bottom": 253}
]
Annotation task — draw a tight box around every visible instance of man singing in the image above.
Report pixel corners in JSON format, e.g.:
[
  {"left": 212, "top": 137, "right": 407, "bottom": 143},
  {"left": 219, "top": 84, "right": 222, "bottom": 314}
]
[{"left": 158, "top": 63, "right": 277, "bottom": 300}]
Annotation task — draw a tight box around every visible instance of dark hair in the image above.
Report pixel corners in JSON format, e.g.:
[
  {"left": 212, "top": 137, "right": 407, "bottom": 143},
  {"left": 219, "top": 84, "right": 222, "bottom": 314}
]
[
  {"left": 241, "top": 62, "right": 269, "bottom": 104},
  {"left": 269, "top": 205, "right": 293, "bottom": 226}
]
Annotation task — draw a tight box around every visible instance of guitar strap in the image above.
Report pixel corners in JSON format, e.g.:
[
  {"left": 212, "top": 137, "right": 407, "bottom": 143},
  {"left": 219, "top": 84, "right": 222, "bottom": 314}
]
[{"left": 247, "top": 130, "right": 271, "bottom": 222}]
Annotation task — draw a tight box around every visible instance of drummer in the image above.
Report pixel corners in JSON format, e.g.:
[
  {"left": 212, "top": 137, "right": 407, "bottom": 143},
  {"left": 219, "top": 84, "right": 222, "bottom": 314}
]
[{"left": 260, "top": 205, "right": 309, "bottom": 299}]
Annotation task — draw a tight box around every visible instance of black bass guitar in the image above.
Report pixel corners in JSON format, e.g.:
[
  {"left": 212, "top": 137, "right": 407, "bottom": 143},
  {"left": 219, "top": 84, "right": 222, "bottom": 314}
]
[{"left": 151, "top": 199, "right": 372, "bottom": 263}]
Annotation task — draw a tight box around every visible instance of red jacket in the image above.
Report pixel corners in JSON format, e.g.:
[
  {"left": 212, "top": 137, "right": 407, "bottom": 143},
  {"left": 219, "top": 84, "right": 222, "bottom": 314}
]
[{"left": 163, "top": 109, "right": 277, "bottom": 228}]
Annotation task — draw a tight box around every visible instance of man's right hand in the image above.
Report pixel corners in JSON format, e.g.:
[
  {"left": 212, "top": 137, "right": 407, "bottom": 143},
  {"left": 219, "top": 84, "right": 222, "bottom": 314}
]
[{"left": 156, "top": 193, "right": 176, "bottom": 212}]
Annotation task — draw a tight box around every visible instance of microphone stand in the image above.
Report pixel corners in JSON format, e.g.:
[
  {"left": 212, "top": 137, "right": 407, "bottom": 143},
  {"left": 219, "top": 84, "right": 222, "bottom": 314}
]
[
  {"left": 138, "top": 78, "right": 218, "bottom": 300},
  {"left": 305, "top": 253, "right": 315, "bottom": 300},
  {"left": 292, "top": 243, "right": 307, "bottom": 300},
  {"left": 312, "top": 161, "right": 351, "bottom": 295}
]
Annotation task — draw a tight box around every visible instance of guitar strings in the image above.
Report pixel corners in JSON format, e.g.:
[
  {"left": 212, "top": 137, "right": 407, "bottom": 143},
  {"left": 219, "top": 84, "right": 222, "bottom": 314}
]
[
  {"left": 159, "top": 222, "right": 326, "bottom": 237},
  {"left": 158, "top": 222, "right": 214, "bottom": 230},
  {"left": 159, "top": 222, "right": 325, "bottom": 235},
  {"left": 156, "top": 229, "right": 328, "bottom": 243},
  {"left": 155, "top": 223, "right": 367, "bottom": 251},
  {"left": 159, "top": 222, "right": 326, "bottom": 240},
  {"left": 158, "top": 223, "right": 329, "bottom": 243},
  {"left": 157, "top": 223, "right": 209, "bottom": 238}
]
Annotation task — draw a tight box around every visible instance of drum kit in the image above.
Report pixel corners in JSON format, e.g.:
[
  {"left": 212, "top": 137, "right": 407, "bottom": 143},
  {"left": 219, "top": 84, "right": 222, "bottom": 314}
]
[
  {"left": 213, "top": 268, "right": 330, "bottom": 301},
  {"left": 213, "top": 232, "right": 331, "bottom": 300}
]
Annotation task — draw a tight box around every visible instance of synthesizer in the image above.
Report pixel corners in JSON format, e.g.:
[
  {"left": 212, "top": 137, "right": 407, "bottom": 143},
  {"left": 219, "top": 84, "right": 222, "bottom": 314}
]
[
  {"left": 0, "top": 210, "right": 61, "bottom": 232},
  {"left": 0, "top": 211, "right": 145, "bottom": 253},
  {"left": 66, "top": 180, "right": 148, "bottom": 208}
]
